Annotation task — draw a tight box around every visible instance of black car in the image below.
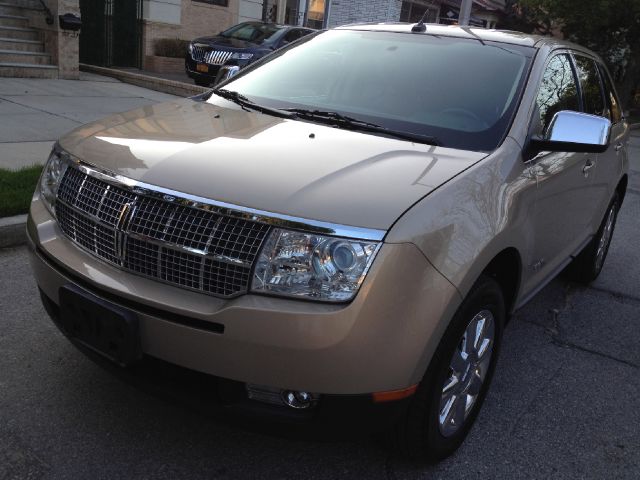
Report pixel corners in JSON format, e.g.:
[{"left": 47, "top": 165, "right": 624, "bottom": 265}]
[{"left": 186, "top": 22, "right": 315, "bottom": 87}]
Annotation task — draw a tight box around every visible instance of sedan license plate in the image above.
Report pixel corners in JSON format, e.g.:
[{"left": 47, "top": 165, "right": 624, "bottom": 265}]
[
  {"left": 58, "top": 285, "right": 141, "bottom": 366},
  {"left": 196, "top": 63, "right": 208, "bottom": 73}
]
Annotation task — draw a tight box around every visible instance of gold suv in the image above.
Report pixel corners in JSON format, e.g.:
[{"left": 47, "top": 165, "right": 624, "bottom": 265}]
[{"left": 28, "top": 24, "right": 630, "bottom": 460}]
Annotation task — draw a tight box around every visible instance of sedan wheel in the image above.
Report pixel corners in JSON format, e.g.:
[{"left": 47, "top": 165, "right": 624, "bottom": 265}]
[
  {"left": 439, "top": 310, "right": 495, "bottom": 437},
  {"left": 395, "top": 275, "right": 504, "bottom": 462}
]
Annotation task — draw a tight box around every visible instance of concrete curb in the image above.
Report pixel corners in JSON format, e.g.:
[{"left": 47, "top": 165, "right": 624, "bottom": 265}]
[
  {"left": 79, "top": 64, "right": 209, "bottom": 98},
  {"left": 0, "top": 214, "right": 27, "bottom": 249}
]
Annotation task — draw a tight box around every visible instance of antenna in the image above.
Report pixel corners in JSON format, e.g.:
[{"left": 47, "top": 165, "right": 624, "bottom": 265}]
[{"left": 411, "top": 6, "right": 432, "bottom": 33}]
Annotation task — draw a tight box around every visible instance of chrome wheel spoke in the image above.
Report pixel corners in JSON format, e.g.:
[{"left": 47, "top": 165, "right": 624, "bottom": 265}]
[
  {"left": 466, "top": 370, "right": 483, "bottom": 396},
  {"left": 439, "top": 394, "right": 457, "bottom": 427},
  {"left": 438, "top": 309, "right": 496, "bottom": 438},
  {"left": 452, "top": 392, "right": 467, "bottom": 427},
  {"left": 450, "top": 348, "right": 469, "bottom": 375},
  {"left": 442, "top": 373, "right": 460, "bottom": 395}
]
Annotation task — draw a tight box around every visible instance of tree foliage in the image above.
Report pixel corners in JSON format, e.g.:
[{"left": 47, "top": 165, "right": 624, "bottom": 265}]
[{"left": 504, "top": 0, "right": 640, "bottom": 108}]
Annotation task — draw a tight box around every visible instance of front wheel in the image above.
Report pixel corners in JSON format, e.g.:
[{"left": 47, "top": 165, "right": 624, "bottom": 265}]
[{"left": 395, "top": 275, "right": 505, "bottom": 461}]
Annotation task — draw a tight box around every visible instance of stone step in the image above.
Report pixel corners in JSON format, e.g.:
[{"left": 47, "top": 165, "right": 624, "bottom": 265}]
[
  {"left": 0, "top": 4, "right": 31, "bottom": 16},
  {"left": 0, "top": 48, "right": 50, "bottom": 64},
  {"left": 0, "top": 61, "right": 57, "bottom": 78},
  {"left": 0, "top": 14, "right": 28, "bottom": 28},
  {"left": 0, "top": 0, "right": 42, "bottom": 9},
  {"left": 0, "top": 25, "right": 39, "bottom": 41},
  {"left": 0, "top": 36, "right": 43, "bottom": 52}
]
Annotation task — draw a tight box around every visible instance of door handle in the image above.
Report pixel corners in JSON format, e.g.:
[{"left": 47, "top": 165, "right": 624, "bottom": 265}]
[{"left": 583, "top": 159, "right": 595, "bottom": 176}]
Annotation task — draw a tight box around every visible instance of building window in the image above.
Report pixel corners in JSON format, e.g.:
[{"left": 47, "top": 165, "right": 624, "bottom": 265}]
[
  {"left": 400, "top": 1, "right": 438, "bottom": 23},
  {"left": 193, "top": 0, "right": 229, "bottom": 7}
]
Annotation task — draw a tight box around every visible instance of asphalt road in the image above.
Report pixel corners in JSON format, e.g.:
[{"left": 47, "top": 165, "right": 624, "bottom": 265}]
[{"left": 1, "top": 139, "right": 639, "bottom": 479}]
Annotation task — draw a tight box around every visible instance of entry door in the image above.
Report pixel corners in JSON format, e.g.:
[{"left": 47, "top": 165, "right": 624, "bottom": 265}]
[
  {"left": 79, "top": 0, "right": 142, "bottom": 68},
  {"left": 526, "top": 53, "right": 600, "bottom": 288}
]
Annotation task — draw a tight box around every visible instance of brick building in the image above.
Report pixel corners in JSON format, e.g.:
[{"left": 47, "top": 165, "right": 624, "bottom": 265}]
[{"left": 76, "top": 0, "right": 506, "bottom": 70}]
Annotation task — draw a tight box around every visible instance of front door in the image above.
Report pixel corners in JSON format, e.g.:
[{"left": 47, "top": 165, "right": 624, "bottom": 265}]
[{"left": 525, "top": 53, "right": 601, "bottom": 290}]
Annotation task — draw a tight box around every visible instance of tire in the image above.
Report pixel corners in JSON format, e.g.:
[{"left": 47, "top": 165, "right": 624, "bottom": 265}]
[
  {"left": 395, "top": 275, "right": 505, "bottom": 462},
  {"left": 565, "top": 192, "right": 620, "bottom": 284}
]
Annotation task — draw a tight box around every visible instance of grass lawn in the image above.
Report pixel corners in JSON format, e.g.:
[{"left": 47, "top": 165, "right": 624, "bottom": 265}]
[{"left": 0, "top": 166, "right": 43, "bottom": 217}]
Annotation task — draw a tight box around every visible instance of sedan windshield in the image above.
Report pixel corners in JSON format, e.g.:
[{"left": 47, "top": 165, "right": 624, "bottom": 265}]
[
  {"left": 216, "top": 29, "right": 534, "bottom": 151},
  {"left": 220, "top": 22, "right": 281, "bottom": 44}
]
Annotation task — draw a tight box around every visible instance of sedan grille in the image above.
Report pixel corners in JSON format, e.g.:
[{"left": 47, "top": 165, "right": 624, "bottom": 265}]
[
  {"left": 191, "top": 44, "right": 213, "bottom": 63},
  {"left": 55, "top": 167, "right": 270, "bottom": 298},
  {"left": 204, "top": 49, "right": 233, "bottom": 66}
]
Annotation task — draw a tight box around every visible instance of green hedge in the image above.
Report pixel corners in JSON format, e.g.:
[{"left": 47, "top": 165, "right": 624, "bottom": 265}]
[{"left": 0, "top": 166, "right": 43, "bottom": 217}]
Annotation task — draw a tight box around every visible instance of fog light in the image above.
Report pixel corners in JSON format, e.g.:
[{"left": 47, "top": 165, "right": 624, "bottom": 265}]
[
  {"left": 246, "top": 384, "right": 319, "bottom": 409},
  {"left": 282, "top": 390, "right": 316, "bottom": 409}
]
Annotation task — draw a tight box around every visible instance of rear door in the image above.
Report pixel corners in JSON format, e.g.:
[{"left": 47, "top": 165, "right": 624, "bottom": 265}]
[
  {"left": 572, "top": 54, "right": 624, "bottom": 232},
  {"left": 526, "top": 52, "right": 602, "bottom": 288}
]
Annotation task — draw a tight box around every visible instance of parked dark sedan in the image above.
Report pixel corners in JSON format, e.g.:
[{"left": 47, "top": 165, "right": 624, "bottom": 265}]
[{"left": 186, "top": 22, "right": 315, "bottom": 87}]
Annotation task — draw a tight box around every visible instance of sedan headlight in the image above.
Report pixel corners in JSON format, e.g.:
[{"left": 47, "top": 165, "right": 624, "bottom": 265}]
[
  {"left": 251, "top": 228, "right": 380, "bottom": 302},
  {"left": 39, "top": 144, "right": 70, "bottom": 215},
  {"left": 230, "top": 52, "right": 254, "bottom": 61}
]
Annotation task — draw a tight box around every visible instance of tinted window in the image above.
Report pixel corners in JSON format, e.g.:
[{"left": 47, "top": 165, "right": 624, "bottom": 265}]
[
  {"left": 536, "top": 54, "right": 580, "bottom": 133},
  {"left": 220, "top": 23, "right": 281, "bottom": 44},
  {"left": 220, "top": 30, "right": 534, "bottom": 151},
  {"left": 574, "top": 55, "right": 606, "bottom": 117},
  {"left": 598, "top": 64, "right": 623, "bottom": 123},
  {"left": 283, "top": 29, "right": 304, "bottom": 44}
]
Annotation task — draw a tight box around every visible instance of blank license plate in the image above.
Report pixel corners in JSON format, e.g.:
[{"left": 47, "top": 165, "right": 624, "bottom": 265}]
[{"left": 58, "top": 285, "right": 141, "bottom": 366}]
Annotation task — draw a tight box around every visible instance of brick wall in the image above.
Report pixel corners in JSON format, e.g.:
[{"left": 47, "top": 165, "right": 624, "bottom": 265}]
[
  {"left": 143, "top": 0, "right": 240, "bottom": 59},
  {"left": 327, "top": 0, "right": 402, "bottom": 28}
]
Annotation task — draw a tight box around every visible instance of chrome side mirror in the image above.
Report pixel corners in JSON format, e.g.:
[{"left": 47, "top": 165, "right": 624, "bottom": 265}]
[
  {"left": 546, "top": 111, "right": 611, "bottom": 145},
  {"left": 214, "top": 65, "right": 241, "bottom": 86},
  {"left": 527, "top": 111, "right": 611, "bottom": 159}
]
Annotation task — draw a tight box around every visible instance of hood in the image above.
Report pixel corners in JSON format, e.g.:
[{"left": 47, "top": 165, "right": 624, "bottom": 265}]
[
  {"left": 59, "top": 98, "right": 487, "bottom": 231},
  {"left": 194, "top": 35, "right": 261, "bottom": 49}
]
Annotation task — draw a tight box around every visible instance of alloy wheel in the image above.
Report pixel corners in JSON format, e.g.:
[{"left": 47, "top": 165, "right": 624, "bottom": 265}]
[{"left": 438, "top": 309, "right": 495, "bottom": 437}]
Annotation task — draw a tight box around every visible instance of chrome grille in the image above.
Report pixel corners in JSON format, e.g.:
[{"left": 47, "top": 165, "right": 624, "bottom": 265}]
[
  {"left": 204, "top": 49, "right": 233, "bottom": 66},
  {"left": 191, "top": 44, "right": 213, "bottom": 63},
  {"left": 55, "top": 167, "right": 271, "bottom": 298}
]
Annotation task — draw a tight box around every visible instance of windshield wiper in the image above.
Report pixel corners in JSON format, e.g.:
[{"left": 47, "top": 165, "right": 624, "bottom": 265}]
[
  {"left": 214, "top": 89, "right": 295, "bottom": 119},
  {"left": 283, "top": 108, "right": 440, "bottom": 146}
]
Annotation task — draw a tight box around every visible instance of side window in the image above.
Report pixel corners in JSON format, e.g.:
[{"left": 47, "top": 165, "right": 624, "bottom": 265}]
[
  {"left": 535, "top": 54, "right": 580, "bottom": 134},
  {"left": 283, "top": 29, "right": 303, "bottom": 44},
  {"left": 598, "top": 64, "right": 623, "bottom": 123},
  {"left": 574, "top": 55, "right": 606, "bottom": 117}
]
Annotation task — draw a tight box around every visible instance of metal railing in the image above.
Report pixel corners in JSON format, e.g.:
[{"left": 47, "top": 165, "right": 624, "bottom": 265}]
[{"left": 37, "top": 0, "right": 54, "bottom": 25}]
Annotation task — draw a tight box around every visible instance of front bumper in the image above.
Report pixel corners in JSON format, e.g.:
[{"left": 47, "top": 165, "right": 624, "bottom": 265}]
[
  {"left": 185, "top": 56, "right": 221, "bottom": 84},
  {"left": 28, "top": 193, "right": 461, "bottom": 398}
]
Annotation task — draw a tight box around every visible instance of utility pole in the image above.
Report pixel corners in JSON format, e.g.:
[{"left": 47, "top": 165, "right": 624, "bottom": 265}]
[{"left": 459, "top": 0, "right": 473, "bottom": 26}]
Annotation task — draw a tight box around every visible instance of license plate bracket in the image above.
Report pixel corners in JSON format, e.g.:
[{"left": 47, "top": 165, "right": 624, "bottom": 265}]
[
  {"left": 58, "top": 285, "right": 141, "bottom": 367},
  {"left": 196, "top": 63, "right": 208, "bottom": 73}
]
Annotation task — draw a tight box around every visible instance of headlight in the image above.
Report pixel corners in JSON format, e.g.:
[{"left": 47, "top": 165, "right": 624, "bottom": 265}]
[
  {"left": 230, "top": 52, "right": 254, "bottom": 61},
  {"left": 251, "top": 228, "right": 380, "bottom": 302},
  {"left": 39, "top": 144, "right": 70, "bottom": 215}
]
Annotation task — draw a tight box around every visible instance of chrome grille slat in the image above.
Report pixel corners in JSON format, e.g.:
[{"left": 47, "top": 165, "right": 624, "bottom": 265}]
[
  {"left": 191, "top": 44, "right": 212, "bottom": 63},
  {"left": 204, "top": 49, "right": 233, "bottom": 66},
  {"left": 55, "top": 167, "right": 270, "bottom": 298}
]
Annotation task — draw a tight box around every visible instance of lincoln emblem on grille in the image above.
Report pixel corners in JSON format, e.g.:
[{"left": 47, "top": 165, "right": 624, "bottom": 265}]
[{"left": 115, "top": 201, "right": 136, "bottom": 263}]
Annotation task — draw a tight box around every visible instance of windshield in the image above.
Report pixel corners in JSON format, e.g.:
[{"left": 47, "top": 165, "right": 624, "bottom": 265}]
[
  {"left": 220, "top": 22, "right": 281, "bottom": 44},
  {"left": 215, "top": 30, "right": 534, "bottom": 151}
]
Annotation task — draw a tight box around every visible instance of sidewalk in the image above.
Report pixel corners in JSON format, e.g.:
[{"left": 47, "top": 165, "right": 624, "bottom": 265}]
[{"left": 0, "top": 72, "right": 181, "bottom": 170}]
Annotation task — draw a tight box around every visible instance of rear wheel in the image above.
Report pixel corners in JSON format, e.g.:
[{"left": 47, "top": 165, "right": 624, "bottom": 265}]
[
  {"left": 565, "top": 192, "right": 620, "bottom": 284},
  {"left": 395, "top": 275, "right": 505, "bottom": 461}
]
